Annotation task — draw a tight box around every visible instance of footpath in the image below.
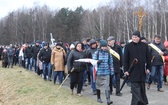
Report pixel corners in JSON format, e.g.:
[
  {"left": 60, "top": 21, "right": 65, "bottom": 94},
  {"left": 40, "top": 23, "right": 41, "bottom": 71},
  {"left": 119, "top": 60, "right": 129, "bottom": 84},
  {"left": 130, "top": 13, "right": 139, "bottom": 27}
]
[{"left": 62, "top": 78, "right": 168, "bottom": 105}]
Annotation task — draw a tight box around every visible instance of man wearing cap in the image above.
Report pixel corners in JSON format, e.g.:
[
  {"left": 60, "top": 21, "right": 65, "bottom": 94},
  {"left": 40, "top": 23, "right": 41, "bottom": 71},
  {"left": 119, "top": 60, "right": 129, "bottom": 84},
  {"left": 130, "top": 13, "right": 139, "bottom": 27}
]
[
  {"left": 107, "top": 36, "right": 123, "bottom": 96},
  {"left": 124, "top": 30, "right": 151, "bottom": 105},
  {"left": 92, "top": 40, "right": 114, "bottom": 105},
  {"left": 86, "top": 39, "right": 98, "bottom": 95}
]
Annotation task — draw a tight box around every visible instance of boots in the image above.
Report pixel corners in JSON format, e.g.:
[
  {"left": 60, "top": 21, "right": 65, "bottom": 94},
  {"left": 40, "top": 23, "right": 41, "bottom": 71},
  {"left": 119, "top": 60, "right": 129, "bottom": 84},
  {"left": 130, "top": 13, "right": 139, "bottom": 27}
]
[
  {"left": 105, "top": 90, "right": 113, "bottom": 105},
  {"left": 96, "top": 89, "right": 103, "bottom": 103}
]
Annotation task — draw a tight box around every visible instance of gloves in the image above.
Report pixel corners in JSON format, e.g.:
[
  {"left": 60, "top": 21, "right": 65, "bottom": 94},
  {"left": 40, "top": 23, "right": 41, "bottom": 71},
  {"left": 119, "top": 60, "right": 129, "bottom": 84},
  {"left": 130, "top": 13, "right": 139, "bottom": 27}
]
[
  {"left": 68, "top": 70, "right": 71, "bottom": 74},
  {"left": 51, "top": 64, "right": 54, "bottom": 69},
  {"left": 97, "top": 60, "right": 103, "bottom": 65}
]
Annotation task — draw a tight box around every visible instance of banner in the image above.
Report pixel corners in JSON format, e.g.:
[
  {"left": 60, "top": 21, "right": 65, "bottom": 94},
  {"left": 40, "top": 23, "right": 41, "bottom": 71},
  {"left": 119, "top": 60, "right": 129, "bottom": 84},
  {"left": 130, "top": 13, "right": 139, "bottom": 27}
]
[{"left": 75, "top": 59, "right": 98, "bottom": 81}]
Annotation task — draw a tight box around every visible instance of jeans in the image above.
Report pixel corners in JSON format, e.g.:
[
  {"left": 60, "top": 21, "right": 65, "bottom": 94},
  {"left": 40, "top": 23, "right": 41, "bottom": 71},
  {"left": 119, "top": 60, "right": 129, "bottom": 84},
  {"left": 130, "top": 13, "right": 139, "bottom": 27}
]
[
  {"left": 83, "top": 70, "right": 87, "bottom": 85},
  {"left": 89, "top": 66, "right": 96, "bottom": 91},
  {"left": 25, "top": 58, "right": 33, "bottom": 70},
  {"left": 148, "top": 65, "right": 164, "bottom": 90},
  {"left": 33, "top": 59, "right": 37, "bottom": 72},
  {"left": 42, "top": 62, "right": 51, "bottom": 80},
  {"left": 53, "top": 71, "right": 64, "bottom": 84},
  {"left": 8, "top": 55, "right": 13, "bottom": 68}
]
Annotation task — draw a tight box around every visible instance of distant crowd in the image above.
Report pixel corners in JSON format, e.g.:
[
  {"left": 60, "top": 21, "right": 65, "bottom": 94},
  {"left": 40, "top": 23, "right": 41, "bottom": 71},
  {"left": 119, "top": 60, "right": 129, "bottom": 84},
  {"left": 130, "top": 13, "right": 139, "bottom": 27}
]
[{"left": 0, "top": 31, "right": 168, "bottom": 105}]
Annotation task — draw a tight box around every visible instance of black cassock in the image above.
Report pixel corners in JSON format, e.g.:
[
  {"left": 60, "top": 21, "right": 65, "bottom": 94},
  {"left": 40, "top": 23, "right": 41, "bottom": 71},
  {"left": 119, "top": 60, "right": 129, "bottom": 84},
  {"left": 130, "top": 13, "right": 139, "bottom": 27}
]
[{"left": 131, "top": 82, "right": 148, "bottom": 105}]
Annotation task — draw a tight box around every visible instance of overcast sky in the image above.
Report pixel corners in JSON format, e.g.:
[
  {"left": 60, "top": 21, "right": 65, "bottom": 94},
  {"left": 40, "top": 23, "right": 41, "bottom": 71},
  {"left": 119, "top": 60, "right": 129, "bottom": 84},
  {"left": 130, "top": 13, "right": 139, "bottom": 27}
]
[{"left": 0, "top": 0, "right": 111, "bottom": 18}]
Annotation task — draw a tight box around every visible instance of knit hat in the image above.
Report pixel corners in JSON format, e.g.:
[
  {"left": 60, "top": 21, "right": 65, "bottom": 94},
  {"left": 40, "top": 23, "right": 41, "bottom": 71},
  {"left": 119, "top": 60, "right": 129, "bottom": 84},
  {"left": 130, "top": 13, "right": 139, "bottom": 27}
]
[
  {"left": 36, "top": 40, "right": 40, "bottom": 43},
  {"left": 81, "top": 38, "right": 86, "bottom": 42},
  {"left": 43, "top": 42, "right": 48, "bottom": 46},
  {"left": 107, "top": 36, "right": 115, "bottom": 41},
  {"left": 100, "top": 40, "right": 108, "bottom": 47},
  {"left": 132, "top": 30, "right": 141, "bottom": 38},
  {"left": 56, "top": 42, "right": 62, "bottom": 46},
  {"left": 69, "top": 44, "right": 75, "bottom": 49},
  {"left": 89, "top": 39, "right": 96, "bottom": 45}
]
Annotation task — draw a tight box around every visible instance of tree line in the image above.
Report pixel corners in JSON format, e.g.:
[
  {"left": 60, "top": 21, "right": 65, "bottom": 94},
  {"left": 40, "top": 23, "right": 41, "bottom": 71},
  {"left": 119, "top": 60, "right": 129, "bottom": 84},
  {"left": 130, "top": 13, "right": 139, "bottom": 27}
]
[{"left": 0, "top": 0, "right": 168, "bottom": 45}]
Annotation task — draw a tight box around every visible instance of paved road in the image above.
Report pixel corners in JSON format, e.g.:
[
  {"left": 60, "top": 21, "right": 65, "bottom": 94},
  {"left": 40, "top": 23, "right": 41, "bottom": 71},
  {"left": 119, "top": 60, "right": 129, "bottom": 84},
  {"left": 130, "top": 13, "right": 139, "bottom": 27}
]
[{"left": 62, "top": 78, "right": 168, "bottom": 105}]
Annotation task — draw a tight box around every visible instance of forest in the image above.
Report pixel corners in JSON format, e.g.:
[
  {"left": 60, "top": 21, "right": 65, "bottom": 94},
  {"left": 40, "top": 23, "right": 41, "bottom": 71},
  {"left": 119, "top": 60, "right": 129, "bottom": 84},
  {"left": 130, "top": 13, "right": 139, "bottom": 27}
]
[{"left": 0, "top": 0, "right": 167, "bottom": 45}]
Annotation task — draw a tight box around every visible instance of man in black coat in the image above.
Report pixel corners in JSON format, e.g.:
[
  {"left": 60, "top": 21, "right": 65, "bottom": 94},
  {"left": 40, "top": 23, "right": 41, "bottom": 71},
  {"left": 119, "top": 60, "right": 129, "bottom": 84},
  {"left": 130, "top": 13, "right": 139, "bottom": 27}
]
[
  {"left": 124, "top": 31, "right": 151, "bottom": 105},
  {"left": 107, "top": 36, "right": 123, "bottom": 96},
  {"left": 32, "top": 40, "right": 41, "bottom": 72},
  {"left": 39, "top": 42, "right": 52, "bottom": 81}
]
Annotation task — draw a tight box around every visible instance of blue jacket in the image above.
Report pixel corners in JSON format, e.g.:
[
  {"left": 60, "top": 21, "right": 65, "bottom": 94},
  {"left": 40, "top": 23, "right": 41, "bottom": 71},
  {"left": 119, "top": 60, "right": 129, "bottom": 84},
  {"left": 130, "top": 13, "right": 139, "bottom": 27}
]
[{"left": 92, "top": 49, "right": 114, "bottom": 76}]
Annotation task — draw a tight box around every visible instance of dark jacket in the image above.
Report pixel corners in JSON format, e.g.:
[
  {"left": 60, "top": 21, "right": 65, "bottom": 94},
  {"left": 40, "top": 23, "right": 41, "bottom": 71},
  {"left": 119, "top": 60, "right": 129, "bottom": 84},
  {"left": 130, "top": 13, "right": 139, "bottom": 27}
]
[
  {"left": 149, "top": 41, "right": 168, "bottom": 66},
  {"left": 32, "top": 45, "right": 41, "bottom": 60},
  {"left": 38, "top": 47, "right": 52, "bottom": 63},
  {"left": 124, "top": 41, "right": 151, "bottom": 82},
  {"left": 67, "top": 42, "right": 87, "bottom": 72},
  {"left": 7, "top": 47, "right": 14, "bottom": 56},
  {"left": 109, "top": 44, "right": 122, "bottom": 73},
  {"left": 86, "top": 47, "right": 97, "bottom": 67},
  {"left": 24, "top": 46, "right": 33, "bottom": 58}
]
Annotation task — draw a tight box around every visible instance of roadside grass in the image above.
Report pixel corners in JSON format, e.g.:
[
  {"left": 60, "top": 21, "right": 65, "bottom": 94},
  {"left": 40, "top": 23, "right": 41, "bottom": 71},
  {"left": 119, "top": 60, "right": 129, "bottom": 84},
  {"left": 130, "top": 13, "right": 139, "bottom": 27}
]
[{"left": 0, "top": 65, "right": 100, "bottom": 105}]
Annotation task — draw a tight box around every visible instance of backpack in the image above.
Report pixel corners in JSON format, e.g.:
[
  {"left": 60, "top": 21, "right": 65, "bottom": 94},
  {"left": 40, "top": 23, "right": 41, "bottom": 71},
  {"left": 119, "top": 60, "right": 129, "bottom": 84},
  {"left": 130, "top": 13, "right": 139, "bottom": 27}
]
[{"left": 96, "top": 49, "right": 110, "bottom": 66}]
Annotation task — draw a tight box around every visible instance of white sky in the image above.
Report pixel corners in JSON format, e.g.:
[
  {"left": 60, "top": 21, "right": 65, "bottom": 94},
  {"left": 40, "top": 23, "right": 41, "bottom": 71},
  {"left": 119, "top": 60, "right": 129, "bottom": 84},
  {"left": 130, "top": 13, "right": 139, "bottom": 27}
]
[{"left": 0, "top": 0, "right": 111, "bottom": 19}]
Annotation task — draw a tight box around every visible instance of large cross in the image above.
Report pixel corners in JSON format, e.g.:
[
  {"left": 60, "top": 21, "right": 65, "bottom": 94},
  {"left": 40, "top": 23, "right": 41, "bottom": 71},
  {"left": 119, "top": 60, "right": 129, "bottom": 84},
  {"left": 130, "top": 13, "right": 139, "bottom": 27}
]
[{"left": 134, "top": 7, "right": 147, "bottom": 32}]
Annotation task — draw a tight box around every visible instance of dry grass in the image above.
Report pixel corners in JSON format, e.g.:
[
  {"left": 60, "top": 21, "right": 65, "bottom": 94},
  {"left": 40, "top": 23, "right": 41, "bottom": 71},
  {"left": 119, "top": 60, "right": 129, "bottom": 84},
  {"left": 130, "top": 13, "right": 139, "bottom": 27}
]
[{"left": 0, "top": 65, "right": 100, "bottom": 105}]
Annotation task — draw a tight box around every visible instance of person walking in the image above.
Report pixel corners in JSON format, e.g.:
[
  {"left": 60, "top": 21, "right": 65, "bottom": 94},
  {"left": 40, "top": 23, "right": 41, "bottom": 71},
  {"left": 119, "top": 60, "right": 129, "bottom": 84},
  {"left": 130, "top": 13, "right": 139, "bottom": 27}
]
[
  {"left": 124, "top": 31, "right": 151, "bottom": 105},
  {"left": 107, "top": 36, "right": 123, "bottom": 96},
  {"left": 51, "top": 42, "right": 66, "bottom": 84},
  {"left": 86, "top": 39, "right": 98, "bottom": 95},
  {"left": 147, "top": 35, "right": 168, "bottom": 92},
  {"left": 38, "top": 42, "right": 52, "bottom": 81},
  {"left": 163, "top": 41, "right": 168, "bottom": 85},
  {"left": 92, "top": 40, "right": 114, "bottom": 105},
  {"left": 32, "top": 40, "right": 41, "bottom": 73},
  {"left": 67, "top": 41, "right": 87, "bottom": 97},
  {"left": 7, "top": 44, "right": 15, "bottom": 68}
]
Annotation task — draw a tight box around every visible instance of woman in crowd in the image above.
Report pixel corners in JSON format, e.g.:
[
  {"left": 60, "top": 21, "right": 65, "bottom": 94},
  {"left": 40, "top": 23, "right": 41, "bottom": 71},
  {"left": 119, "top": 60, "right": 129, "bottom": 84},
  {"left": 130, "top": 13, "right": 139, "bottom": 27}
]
[
  {"left": 51, "top": 42, "right": 66, "bottom": 84},
  {"left": 67, "top": 41, "right": 87, "bottom": 97}
]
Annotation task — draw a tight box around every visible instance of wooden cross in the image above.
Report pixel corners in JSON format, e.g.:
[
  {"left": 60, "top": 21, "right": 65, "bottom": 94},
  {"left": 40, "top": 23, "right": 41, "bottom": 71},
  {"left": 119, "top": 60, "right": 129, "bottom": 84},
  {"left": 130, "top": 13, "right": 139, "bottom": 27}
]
[{"left": 134, "top": 7, "right": 147, "bottom": 32}]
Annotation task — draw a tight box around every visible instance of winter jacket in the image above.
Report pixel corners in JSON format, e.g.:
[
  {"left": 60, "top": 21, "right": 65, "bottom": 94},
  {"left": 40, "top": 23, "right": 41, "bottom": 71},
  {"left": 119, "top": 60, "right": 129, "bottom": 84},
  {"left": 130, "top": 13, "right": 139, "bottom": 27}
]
[
  {"left": 36, "top": 51, "right": 43, "bottom": 70},
  {"left": 51, "top": 47, "right": 66, "bottom": 71},
  {"left": 149, "top": 41, "right": 168, "bottom": 66},
  {"left": 38, "top": 47, "right": 52, "bottom": 63},
  {"left": 2, "top": 51, "right": 8, "bottom": 62},
  {"left": 109, "top": 44, "right": 122, "bottom": 73},
  {"left": 32, "top": 45, "right": 41, "bottom": 60},
  {"left": 86, "top": 47, "right": 97, "bottom": 67},
  {"left": 164, "top": 55, "right": 168, "bottom": 76},
  {"left": 67, "top": 42, "right": 87, "bottom": 72},
  {"left": 124, "top": 42, "right": 151, "bottom": 82},
  {"left": 24, "top": 47, "right": 33, "bottom": 58},
  {"left": 92, "top": 49, "right": 114, "bottom": 76},
  {"left": 7, "top": 47, "right": 14, "bottom": 56}
]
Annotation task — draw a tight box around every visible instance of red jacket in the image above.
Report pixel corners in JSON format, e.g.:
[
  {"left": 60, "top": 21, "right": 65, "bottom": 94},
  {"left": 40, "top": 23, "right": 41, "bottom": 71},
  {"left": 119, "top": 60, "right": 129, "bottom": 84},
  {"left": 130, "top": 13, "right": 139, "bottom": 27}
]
[
  {"left": 164, "top": 55, "right": 168, "bottom": 76},
  {"left": 164, "top": 41, "right": 168, "bottom": 76}
]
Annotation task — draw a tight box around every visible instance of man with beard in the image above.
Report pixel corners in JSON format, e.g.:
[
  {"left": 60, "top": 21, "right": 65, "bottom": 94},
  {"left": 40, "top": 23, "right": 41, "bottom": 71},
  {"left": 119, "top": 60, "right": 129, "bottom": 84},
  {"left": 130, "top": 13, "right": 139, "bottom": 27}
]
[{"left": 124, "top": 31, "right": 151, "bottom": 105}]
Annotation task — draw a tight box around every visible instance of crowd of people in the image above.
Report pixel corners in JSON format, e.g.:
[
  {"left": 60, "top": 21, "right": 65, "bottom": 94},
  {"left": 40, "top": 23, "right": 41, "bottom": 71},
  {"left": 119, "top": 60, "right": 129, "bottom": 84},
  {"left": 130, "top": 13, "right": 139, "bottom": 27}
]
[{"left": 0, "top": 30, "right": 168, "bottom": 105}]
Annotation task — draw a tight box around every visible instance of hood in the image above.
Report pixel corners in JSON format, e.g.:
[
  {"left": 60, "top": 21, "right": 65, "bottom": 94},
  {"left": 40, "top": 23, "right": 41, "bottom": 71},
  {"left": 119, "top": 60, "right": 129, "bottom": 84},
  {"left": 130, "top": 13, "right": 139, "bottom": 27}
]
[{"left": 74, "top": 41, "right": 85, "bottom": 51}]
